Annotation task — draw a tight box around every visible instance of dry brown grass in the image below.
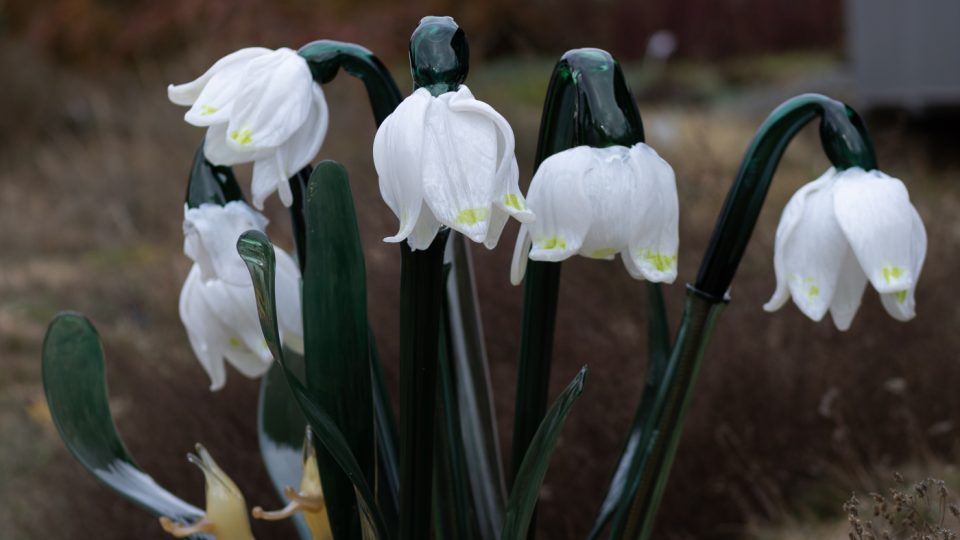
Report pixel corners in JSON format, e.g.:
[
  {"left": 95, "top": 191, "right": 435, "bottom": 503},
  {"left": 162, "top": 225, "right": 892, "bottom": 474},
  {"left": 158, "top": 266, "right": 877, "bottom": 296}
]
[{"left": 2, "top": 40, "right": 959, "bottom": 540}]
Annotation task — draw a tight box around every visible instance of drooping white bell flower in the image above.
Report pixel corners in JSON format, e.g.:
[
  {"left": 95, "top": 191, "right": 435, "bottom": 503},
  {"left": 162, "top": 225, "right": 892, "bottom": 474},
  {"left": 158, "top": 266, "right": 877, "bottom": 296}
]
[
  {"left": 373, "top": 85, "right": 534, "bottom": 250},
  {"left": 510, "top": 143, "right": 679, "bottom": 285},
  {"left": 179, "top": 201, "right": 303, "bottom": 390},
  {"left": 764, "top": 167, "right": 927, "bottom": 330},
  {"left": 168, "top": 48, "right": 328, "bottom": 210}
]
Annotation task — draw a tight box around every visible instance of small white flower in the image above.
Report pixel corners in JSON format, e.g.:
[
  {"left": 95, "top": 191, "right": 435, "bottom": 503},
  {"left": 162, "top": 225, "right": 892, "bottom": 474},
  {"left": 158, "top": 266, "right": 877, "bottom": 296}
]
[
  {"left": 179, "top": 202, "right": 303, "bottom": 390},
  {"left": 510, "top": 143, "right": 679, "bottom": 285},
  {"left": 373, "top": 85, "right": 534, "bottom": 250},
  {"left": 764, "top": 167, "right": 927, "bottom": 330},
  {"left": 168, "top": 48, "right": 328, "bottom": 210}
]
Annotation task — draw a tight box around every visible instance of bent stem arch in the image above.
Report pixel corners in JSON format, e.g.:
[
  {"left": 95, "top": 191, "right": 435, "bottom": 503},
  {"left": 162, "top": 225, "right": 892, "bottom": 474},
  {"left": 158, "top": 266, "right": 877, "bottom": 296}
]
[
  {"left": 512, "top": 47, "right": 672, "bottom": 539},
  {"left": 608, "top": 94, "right": 877, "bottom": 540}
]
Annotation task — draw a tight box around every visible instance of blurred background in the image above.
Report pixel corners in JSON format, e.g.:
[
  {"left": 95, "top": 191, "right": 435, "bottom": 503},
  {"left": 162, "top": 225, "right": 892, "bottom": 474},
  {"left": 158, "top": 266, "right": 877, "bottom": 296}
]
[{"left": 2, "top": 0, "right": 959, "bottom": 538}]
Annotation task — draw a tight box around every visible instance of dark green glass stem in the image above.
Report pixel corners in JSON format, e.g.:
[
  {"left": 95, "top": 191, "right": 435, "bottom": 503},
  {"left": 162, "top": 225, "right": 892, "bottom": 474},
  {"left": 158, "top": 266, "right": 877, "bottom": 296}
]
[
  {"left": 695, "top": 93, "right": 876, "bottom": 300},
  {"left": 184, "top": 137, "right": 245, "bottom": 208},
  {"left": 288, "top": 40, "right": 402, "bottom": 269},
  {"left": 611, "top": 94, "right": 877, "bottom": 539},
  {"left": 511, "top": 47, "right": 653, "bottom": 539},
  {"left": 298, "top": 40, "right": 403, "bottom": 126},
  {"left": 588, "top": 284, "right": 670, "bottom": 539},
  {"left": 286, "top": 164, "right": 313, "bottom": 273},
  {"left": 399, "top": 229, "right": 450, "bottom": 540},
  {"left": 607, "top": 290, "right": 725, "bottom": 539},
  {"left": 398, "top": 16, "right": 471, "bottom": 540}
]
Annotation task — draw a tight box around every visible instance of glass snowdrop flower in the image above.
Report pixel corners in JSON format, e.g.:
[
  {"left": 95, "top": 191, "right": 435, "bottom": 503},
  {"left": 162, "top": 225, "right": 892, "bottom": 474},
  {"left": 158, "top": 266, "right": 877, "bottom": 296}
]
[
  {"left": 373, "top": 85, "right": 534, "bottom": 250},
  {"left": 179, "top": 201, "right": 303, "bottom": 390},
  {"left": 168, "top": 48, "right": 328, "bottom": 209},
  {"left": 764, "top": 167, "right": 927, "bottom": 330},
  {"left": 159, "top": 444, "right": 254, "bottom": 539},
  {"left": 510, "top": 143, "right": 679, "bottom": 285}
]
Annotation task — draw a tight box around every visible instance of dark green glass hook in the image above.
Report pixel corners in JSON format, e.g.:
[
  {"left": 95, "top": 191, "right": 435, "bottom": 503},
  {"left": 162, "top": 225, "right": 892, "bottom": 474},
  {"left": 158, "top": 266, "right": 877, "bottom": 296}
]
[
  {"left": 409, "top": 16, "right": 469, "bottom": 96},
  {"left": 535, "top": 48, "right": 644, "bottom": 163},
  {"left": 694, "top": 93, "right": 877, "bottom": 301}
]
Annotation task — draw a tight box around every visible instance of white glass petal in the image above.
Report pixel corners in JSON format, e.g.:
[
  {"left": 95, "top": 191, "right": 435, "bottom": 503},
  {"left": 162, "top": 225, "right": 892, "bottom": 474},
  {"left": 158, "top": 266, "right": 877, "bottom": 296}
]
[
  {"left": 494, "top": 156, "right": 535, "bottom": 223},
  {"left": 833, "top": 168, "right": 917, "bottom": 294},
  {"left": 421, "top": 88, "right": 500, "bottom": 243},
  {"left": 274, "top": 84, "right": 329, "bottom": 179},
  {"left": 226, "top": 48, "right": 314, "bottom": 151},
  {"left": 879, "top": 206, "right": 926, "bottom": 321},
  {"left": 510, "top": 224, "right": 532, "bottom": 285},
  {"left": 763, "top": 168, "right": 837, "bottom": 312},
  {"left": 484, "top": 205, "right": 511, "bottom": 250},
  {"left": 406, "top": 205, "right": 443, "bottom": 251},
  {"left": 200, "top": 278, "right": 273, "bottom": 365},
  {"left": 779, "top": 184, "right": 849, "bottom": 322},
  {"left": 183, "top": 202, "right": 269, "bottom": 284},
  {"left": 446, "top": 87, "right": 534, "bottom": 224},
  {"left": 251, "top": 154, "right": 287, "bottom": 210},
  {"left": 180, "top": 266, "right": 228, "bottom": 390},
  {"left": 374, "top": 89, "right": 432, "bottom": 244},
  {"left": 183, "top": 62, "right": 248, "bottom": 127},
  {"left": 621, "top": 248, "right": 644, "bottom": 280},
  {"left": 625, "top": 143, "right": 679, "bottom": 283},
  {"left": 274, "top": 246, "right": 305, "bottom": 354},
  {"left": 526, "top": 146, "right": 593, "bottom": 261},
  {"left": 578, "top": 146, "right": 640, "bottom": 259},
  {"left": 203, "top": 123, "right": 272, "bottom": 166},
  {"left": 168, "top": 47, "right": 271, "bottom": 106},
  {"left": 828, "top": 249, "right": 868, "bottom": 331}
]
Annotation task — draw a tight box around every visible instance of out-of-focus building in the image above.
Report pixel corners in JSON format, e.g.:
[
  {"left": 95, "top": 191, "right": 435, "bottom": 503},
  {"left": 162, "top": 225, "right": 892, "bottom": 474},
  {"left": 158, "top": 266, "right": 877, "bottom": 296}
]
[{"left": 846, "top": 0, "right": 960, "bottom": 110}]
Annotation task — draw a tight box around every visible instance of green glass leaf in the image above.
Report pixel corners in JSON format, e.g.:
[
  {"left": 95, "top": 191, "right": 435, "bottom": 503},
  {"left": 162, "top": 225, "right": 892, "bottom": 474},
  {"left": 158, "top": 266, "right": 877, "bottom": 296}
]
[
  {"left": 501, "top": 367, "right": 588, "bottom": 540},
  {"left": 444, "top": 234, "right": 507, "bottom": 539},
  {"left": 301, "top": 160, "right": 376, "bottom": 540},
  {"left": 185, "top": 137, "right": 245, "bottom": 208},
  {"left": 237, "top": 230, "right": 390, "bottom": 540},
  {"left": 588, "top": 284, "right": 670, "bottom": 539},
  {"left": 257, "top": 356, "right": 313, "bottom": 540},
  {"left": 41, "top": 313, "right": 212, "bottom": 539},
  {"left": 433, "top": 286, "right": 479, "bottom": 540},
  {"left": 369, "top": 332, "right": 401, "bottom": 527}
]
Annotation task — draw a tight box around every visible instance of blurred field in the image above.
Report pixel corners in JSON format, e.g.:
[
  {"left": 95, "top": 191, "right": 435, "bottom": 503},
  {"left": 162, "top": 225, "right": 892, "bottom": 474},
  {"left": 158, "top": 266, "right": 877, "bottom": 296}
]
[{"left": 2, "top": 6, "right": 960, "bottom": 540}]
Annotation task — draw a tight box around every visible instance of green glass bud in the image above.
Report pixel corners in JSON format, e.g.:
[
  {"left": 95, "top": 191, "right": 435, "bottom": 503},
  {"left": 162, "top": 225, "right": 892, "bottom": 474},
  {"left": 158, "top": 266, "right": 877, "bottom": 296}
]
[
  {"left": 409, "top": 16, "right": 469, "bottom": 96},
  {"left": 535, "top": 48, "right": 644, "bottom": 164}
]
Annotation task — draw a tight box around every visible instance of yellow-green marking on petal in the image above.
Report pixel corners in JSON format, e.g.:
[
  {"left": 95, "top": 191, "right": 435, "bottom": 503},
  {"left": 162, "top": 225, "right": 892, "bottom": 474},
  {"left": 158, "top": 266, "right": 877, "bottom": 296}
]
[
  {"left": 503, "top": 194, "right": 525, "bottom": 211},
  {"left": 895, "top": 290, "right": 908, "bottom": 303},
  {"left": 230, "top": 129, "right": 253, "bottom": 146},
  {"left": 539, "top": 236, "right": 567, "bottom": 250},
  {"left": 882, "top": 265, "right": 905, "bottom": 284},
  {"left": 454, "top": 207, "right": 490, "bottom": 226},
  {"left": 229, "top": 337, "right": 242, "bottom": 349},
  {"left": 588, "top": 247, "right": 618, "bottom": 259},
  {"left": 199, "top": 105, "right": 219, "bottom": 116},
  {"left": 641, "top": 251, "right": 677, "bottom": 272},
  {"left": 807, "top": 285, "right": 820, "bottom": 300}
]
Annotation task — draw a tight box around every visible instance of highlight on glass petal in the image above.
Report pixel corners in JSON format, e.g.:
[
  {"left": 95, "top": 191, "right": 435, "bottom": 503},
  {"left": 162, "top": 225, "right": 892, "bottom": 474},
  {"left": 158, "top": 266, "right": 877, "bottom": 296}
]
[{"left": 11, "top": 3, "right": 953, "bottom": 540}]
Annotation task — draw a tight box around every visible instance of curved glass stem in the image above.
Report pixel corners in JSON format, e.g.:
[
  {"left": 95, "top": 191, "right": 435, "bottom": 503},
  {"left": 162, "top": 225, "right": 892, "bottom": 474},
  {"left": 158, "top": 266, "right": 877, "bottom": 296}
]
[
  {"left": 512, "top": 48, "right": 653, "bottom": 539},
  {"left": 695, "top": 93, "right": 876, "bottom": 300},
  {"left": 292, "top": 40, "right": 403, "bottom": 271},
  {"left": 609, "top": 94, "right": 877, "bottom": 540},
  {"left": 298, "top": 40, "right": 403, "bottom": 126}
]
